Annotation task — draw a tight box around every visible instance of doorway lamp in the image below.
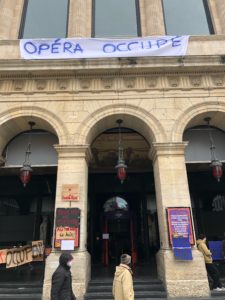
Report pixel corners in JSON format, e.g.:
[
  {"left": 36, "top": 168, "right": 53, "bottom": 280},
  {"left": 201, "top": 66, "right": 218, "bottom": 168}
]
[
  {"left": 115, "top": 119, "right": 127, "bottom": 184},
  {"left": 19, "top": 121, "right": 35, "bottom": 187},
  {"left": 204, "top": 117, "right": 223, "bottom": 182}
]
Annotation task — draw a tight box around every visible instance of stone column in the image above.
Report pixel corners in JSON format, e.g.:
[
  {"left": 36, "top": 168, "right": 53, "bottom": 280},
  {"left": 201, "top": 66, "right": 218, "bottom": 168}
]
[
  {"left": 0, "top": 0, "right": 25, "bottom": 39},
  {"left": 43, "top": 145, "right": 92, "bottom": 300},
  {"left": 139, "top": 0, "right": 165, "bottom": 36},
  {"left": 150, "top": 142, "right": 210, "bottom": 298},
  {"left": 68, "top": 0, "right": 92, "bottom": 37},
  {"left": 208, "top": 0, "right": 225, "bottom": 34}
]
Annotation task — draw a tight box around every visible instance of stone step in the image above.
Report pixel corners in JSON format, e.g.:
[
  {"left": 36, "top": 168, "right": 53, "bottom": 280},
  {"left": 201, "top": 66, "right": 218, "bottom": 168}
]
[
  {"left": 0, "top": 294, "right": 42, "bottom": 299},
  {"left": 89, "top": 279, "right": 162, "bottom": 285},
  {"left": 0, "top": 287, "right": 42, "bottom": 294},
  {"left": 211, "top": 290, "right": 225, "bottom": 297},
  {"left": 87, "top": 284, "right": 165, "bottom": 292},
  {"left": 85, "top": 290, "right": 167, "bottom": 299}
]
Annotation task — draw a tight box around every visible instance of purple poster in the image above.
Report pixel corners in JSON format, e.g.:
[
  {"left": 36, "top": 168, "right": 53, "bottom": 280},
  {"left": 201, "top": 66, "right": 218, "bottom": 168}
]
[{"left": 167, "top": 207, "right": 194, "bottom": 245}]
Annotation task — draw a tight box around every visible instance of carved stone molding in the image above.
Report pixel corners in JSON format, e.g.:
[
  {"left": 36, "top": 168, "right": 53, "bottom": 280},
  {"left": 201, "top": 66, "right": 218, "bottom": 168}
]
[
  {"left": 101, "top": 78, "right": 113, "bottom": 89},
  {"left": 35, "top": 79, "right": 47, "bottom": 90},
  {"left": 0, "top": 80, "right": 4, "bottom": 90},
  {"left": 189, "top": 75, "right": 202, "bottom": 87},
  {"left": 211, "top": 75, "right": 224, "bottom": 86},
  {"left": 145, "top": 76, "right": 158, "bottom": 88},
  {"left": 124, "top": 77, "right": 136, "bottom": 89},
  {"left": 80, "top": 78, "right": 91, "bottom": 89},
  {"left": 57, "top": 79, "right": 69, "bottom": 90},
  {"left": 13, "top": 79, "right": 25, "bottom": 91},
  {"left": 167, "top": 76, "right": 180, "bottom": 87},
  {"left": 0, "top": 73, "right": 224, "bottom": 95}
]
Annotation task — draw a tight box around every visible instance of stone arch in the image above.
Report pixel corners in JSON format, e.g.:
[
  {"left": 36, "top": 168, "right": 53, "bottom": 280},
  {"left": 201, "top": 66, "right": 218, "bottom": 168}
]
[
  {"left": 0, "top": 105, "right": 69, "bottom": 151},
  {"left": 172, "top": 101, "right": 225, "bottom": 142},
  {"left": 76, "top": 104, "right": 166, "bottom": 145}
]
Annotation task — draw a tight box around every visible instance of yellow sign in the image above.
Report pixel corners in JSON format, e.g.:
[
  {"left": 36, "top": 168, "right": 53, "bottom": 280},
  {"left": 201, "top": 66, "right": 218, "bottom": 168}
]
[
  {"left": 55, "top": 227, "right": 76, "bottom": 239},
  {"left": 62, "top": 184, "right": 80, "bottom": 201}
]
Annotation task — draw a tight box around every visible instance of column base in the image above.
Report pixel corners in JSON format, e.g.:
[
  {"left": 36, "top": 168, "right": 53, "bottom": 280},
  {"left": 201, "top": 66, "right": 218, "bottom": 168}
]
[
  {"left": 43, "top": 251, "right": 91, "bottom": 300},
  {"left": 156, "top": 249, "right": 210, "bottom": 298}
]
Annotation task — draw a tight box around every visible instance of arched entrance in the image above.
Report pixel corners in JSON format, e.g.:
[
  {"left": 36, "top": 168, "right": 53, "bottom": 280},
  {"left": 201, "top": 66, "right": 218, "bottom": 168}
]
[
  {"left": 0, "top": 116, "right": 59, "bottom": 283},
  {"left": 183, "top": 111, "right": 225, "bottom": 277},
  {"left": 87, "top": 116, "right": 160, "bottom": 278}
]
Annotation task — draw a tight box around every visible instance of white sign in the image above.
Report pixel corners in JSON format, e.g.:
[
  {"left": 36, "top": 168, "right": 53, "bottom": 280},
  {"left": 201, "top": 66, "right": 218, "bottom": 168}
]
[
  {"left": 102, "top": 233, "right": 109, "bottom": 240},
  {"left": 61, "top": 240, "right": 75, "bottom": 251},
  {"left": 20, "top": 36, "right": 189, "bottom": 60}
]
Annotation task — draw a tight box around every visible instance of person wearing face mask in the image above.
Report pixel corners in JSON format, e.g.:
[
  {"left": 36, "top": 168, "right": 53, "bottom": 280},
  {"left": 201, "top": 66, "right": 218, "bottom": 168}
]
[
  {"left": 112, "top": 253, "right": 134, "bottom": 300},
  {"left": 51, "top": 252, "right": 76, "bottom": 300}
]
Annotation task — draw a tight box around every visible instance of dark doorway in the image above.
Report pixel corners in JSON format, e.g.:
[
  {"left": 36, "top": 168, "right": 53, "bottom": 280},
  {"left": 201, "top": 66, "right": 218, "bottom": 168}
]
[
  {"left": 0, "top": 169, "right": 56, "bottom": 283},
  {"left": 87, "top": 172, "right": 159, "bottom": 277},
  {"left": 187, "top": 165, "right": 225, "bottom": 277}
]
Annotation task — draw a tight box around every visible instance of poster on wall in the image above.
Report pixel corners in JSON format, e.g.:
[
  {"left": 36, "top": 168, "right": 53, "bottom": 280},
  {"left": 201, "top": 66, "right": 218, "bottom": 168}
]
[
  {"left": 167, "top": 207, "right": 194, "bottom": 245},
  {"left": 0, "top": 241, "right": 44, "bottom": 268},
  {"left": 54, "top": 208, "right": 80, "bottom": 249},
  {"left": 62, "top": 184, "right": 80, "bottom": 201}
]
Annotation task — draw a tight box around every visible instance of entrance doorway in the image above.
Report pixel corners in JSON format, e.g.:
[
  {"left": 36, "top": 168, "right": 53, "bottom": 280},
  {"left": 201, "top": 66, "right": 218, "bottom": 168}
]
[
  {"left": 87, "top": 126, "right": 160, "bottom": 277},
  {"left": 0, "top": 129, "right": 57, "bottom": 283},
  {"left": 184, "top": 125, "right": 225, "bottom": 277}
]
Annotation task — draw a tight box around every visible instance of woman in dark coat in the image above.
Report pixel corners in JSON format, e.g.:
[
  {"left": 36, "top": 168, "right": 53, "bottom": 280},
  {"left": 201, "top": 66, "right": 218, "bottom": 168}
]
[{"left": 51, "top": 252, "right": 76, "bottom": 300}]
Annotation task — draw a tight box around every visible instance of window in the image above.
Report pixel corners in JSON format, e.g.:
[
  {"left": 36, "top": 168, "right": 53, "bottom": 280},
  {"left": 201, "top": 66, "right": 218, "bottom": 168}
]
[
  {"left": 163, "top": 0, "right": 213, "bottom": 35},
  {"left": 21, "top": 0, "right": 69, "bottom": 38},
  {"left": 93, "top": 0, "right": 140, "bottom": 38}
]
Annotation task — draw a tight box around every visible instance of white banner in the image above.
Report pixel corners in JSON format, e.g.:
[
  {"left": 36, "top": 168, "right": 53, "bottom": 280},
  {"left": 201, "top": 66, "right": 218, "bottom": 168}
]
[{"left": 20, "top": 36, "right": 189, "bottom": 60}]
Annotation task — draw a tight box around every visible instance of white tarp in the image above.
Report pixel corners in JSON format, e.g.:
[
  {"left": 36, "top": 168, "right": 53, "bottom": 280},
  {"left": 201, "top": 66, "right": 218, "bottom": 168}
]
[{"left": 20, "top": 36, "right": 189, "bottom": 60}]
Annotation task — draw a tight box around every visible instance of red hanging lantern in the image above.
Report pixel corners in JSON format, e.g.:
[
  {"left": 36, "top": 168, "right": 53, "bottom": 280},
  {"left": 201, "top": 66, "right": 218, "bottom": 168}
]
[
  {"left": 19, "top": 164, "right": 33, "bottom": 187},
  {"left": 19, "top": 121, "right": 35, "bottom": 187},
  {"left": 211, "top": 160, "right": 223, "bottom": 182},
  {"left": 204, "top": 117, "right": 223, "bottom": 183},
  {"left": 116, "top": 161, "right": 127, "bottom": 184},
  {"left": 115, "top": 119, "right": 128, "bottom": 184}
]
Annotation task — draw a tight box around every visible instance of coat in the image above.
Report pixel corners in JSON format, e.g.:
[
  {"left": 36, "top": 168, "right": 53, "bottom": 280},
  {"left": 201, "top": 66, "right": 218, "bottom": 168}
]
[
  {"left": 112, "top": 264, "right": 134, "bottom": 300},
  {"left": 51, "top": 253, "right": 76, "bottom": 300},
  {"left": 197, "top": 239, "right": 213, "bottom": 264}
]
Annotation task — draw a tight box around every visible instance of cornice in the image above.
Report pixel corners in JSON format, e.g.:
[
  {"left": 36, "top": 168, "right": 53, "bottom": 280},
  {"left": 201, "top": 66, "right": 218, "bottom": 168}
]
[
  {"left": 0, "top": 72, "right": 224, "bottom": 95},
  {"left": 149, "top": 142, "right": 188, "bottom": 162},
  {"left": 0, "top": 56, "right": 224, "bottom": 77},
  {"left": 54, "top": 144, "right": 92, "bottom": 162}
]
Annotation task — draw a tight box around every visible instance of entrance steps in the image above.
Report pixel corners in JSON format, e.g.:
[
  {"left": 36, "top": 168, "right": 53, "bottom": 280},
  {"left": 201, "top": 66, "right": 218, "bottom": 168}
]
[
  {"left": 0, "top": 282, "right": 42, "bottom": 299},
  {"left": 84, "top": 278, "right": 167, "bottom": 299},
  {"left": 85, "top": 278, "right": 225, "bottom": 300}
]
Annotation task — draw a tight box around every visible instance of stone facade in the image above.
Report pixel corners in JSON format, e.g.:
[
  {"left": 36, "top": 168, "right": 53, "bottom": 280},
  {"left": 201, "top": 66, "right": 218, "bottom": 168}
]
[{"left": 0, "top": 1, "right": 225, "bottom": 299}]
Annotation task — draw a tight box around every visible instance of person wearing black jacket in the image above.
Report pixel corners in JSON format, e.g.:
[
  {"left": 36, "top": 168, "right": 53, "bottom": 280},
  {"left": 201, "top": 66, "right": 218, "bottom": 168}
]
[{"left": 51, "top": 252, "right": 76, "bottom": 300}]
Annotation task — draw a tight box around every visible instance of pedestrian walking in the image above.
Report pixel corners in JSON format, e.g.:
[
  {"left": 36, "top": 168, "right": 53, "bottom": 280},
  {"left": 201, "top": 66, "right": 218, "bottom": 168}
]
[
  {"left": 112, "top": 253, "right": 134, "bottom": 300},
  {"left": 197, "top": 234, "right": 225, "bottom": 292},
  {"left": 51, "top": 252, "right": 76, "bottom": 300}
]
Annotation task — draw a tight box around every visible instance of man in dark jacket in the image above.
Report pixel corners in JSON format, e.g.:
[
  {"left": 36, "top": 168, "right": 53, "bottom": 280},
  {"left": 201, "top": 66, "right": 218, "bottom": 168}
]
[{"left": 51, "top": 252, "right": 76, "bottom": 300}]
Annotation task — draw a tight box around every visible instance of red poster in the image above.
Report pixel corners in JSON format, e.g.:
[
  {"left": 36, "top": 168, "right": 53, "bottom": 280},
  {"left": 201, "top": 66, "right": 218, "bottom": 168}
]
[
  {"left": 167, "top": 207, "right": 194, "bottom": 245},
  {"left": 54, "top": 208, "right": 80, "bottom": 249}
]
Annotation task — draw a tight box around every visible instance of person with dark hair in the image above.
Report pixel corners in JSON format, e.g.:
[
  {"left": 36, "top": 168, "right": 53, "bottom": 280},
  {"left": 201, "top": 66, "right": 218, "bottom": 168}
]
[
  {"left": 112, "top": 253, "right": 134, "bottom": 300},
  {"left": 197, "top": 234, "right": 225, "bottom": 292},
  {"left": 51, "top": 252, "right": 76, "bottom": 300}
]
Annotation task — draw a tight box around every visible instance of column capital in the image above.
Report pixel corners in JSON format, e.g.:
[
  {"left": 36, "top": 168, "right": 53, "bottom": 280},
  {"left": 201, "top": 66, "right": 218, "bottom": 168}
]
[
  {"left": 149, "top": 142, "right": 188, "bottom": 161},
  {"left": 54, "top": 144, "right": 92, "bottom": 162}
]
